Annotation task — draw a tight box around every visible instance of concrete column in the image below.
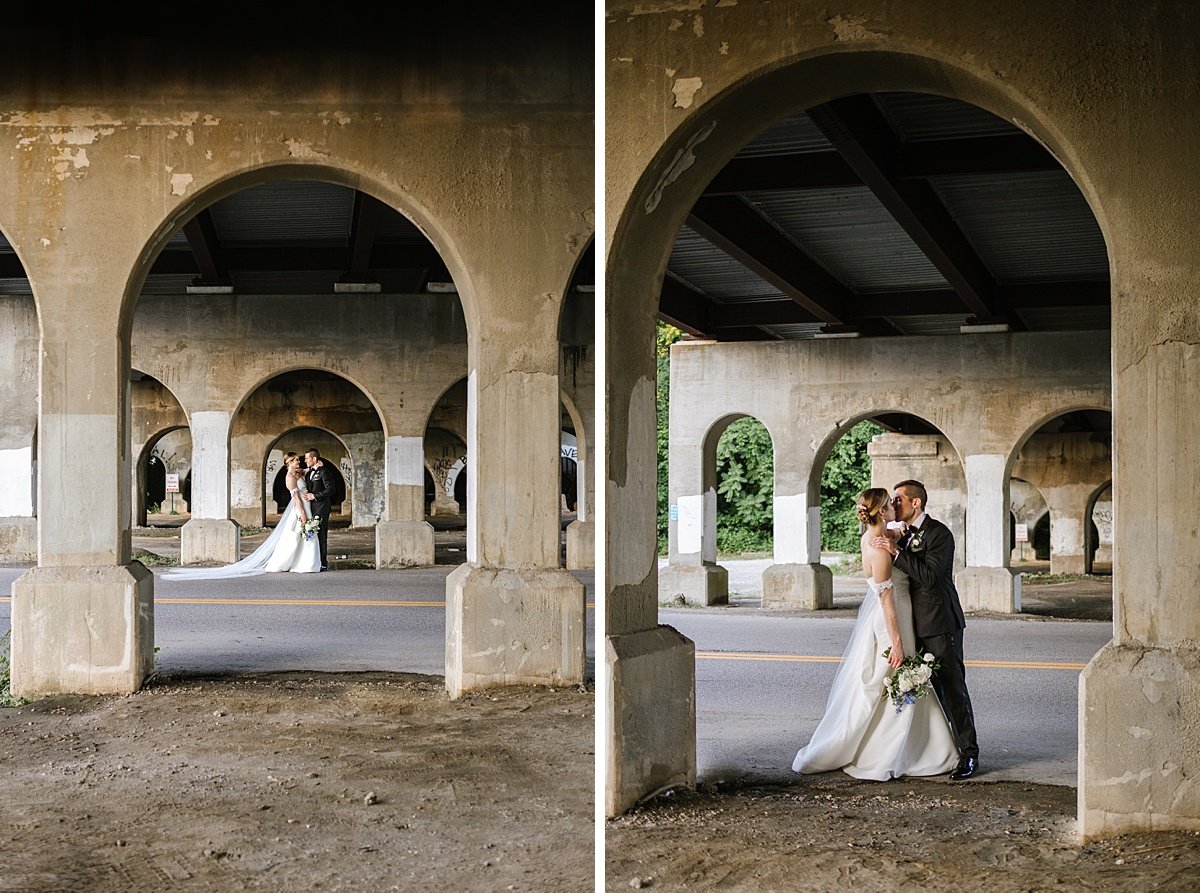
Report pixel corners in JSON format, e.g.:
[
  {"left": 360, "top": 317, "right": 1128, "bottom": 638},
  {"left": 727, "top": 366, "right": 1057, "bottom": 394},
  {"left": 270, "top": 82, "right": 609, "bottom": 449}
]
[
  {"left": 1043, "top": 483, "right": 1095, "bottom": 575},
  {"left": 762, "top": 434, "right": 831, "bottom": 609},
  {"left": 605, "top": 349, "right": 695, "bottom": 817},
  {"left": 180, "top": 411, "right": 239, "bottom": 564},
  {"left": 377, "top": 434, "right": 434, "bottom": 567},
  {"left": 660, "top": 387, "right": 727, "bottom": 606},
  {"left": 12, "top": 319, "right": 154, "bottom": 697},
  {"left": 957, "top": 453, "right": 1020, "bottom": 613},
  {"left": 0, "top": 444, "right": 37, "bottom": 560},
  {"left": 344, "top": 430, "right": 385, "bottom": 528},
  {"left": 446, "top": 329, "right": 585, "bottom": 697},
  {"left": 1080, "top": 321, "right": 1200, "bottom": 837}
]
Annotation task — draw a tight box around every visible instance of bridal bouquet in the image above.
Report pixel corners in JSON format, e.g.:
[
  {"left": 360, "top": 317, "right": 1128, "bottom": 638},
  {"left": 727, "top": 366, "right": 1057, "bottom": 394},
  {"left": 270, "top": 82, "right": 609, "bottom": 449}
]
[
  {"left": 881, "top": 648, "right": 940, "bottom": 714},
  {"left": 301, "top": 517, "right": 321, "bottom": 541}
]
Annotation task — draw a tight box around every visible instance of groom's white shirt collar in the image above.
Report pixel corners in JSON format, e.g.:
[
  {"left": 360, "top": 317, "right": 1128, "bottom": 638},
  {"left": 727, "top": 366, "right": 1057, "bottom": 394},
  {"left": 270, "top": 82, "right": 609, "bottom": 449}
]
[{"left": 910, "top": 511, "right": 928, "bottom": 529}]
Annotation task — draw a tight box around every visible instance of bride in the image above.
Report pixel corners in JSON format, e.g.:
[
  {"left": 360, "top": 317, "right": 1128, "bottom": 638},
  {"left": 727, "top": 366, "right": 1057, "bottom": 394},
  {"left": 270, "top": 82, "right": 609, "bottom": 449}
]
[
  {"left": 791, "top": 487, "right": 958, "bottom": 780},
  {"left": 162, "top": 452, "right": 322, "bottom": 580}
]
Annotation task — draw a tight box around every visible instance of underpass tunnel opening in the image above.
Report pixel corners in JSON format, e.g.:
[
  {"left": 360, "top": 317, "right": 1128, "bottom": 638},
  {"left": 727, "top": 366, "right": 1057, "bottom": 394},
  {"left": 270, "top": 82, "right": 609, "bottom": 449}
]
[
  {"left": 235, "top": 368, "right": 385, "bottom": 530},
  {"left": 131, "top": 370, "right": 192, "bottom": 525},
  {"left": 423, "top": 378, "right": 469, "bottom": 563},
  {"left": 708, "top": 413, "right": 774, "bottom": 560},
  {"left": 0, "top": 227, "right": 37, "bottom": 542},
  {"left": 128, "top": 174, "right": 466, "bottom": 547},
  {"left": 813, "top": 413, "right": 964, "bottom": 567},
  {"left": 653, "top": 89, "right": 1107, "bottom": 585},
  {"left": 1008, "top": 409, "right": 1112, "bottom": 577}
]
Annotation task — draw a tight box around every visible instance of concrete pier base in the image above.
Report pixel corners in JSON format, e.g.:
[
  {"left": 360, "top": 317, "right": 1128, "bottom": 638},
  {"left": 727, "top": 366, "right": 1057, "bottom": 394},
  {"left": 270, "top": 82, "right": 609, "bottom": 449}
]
[
  {"left": 180, "top": 518, "right": 240, "bottom": 565},
  {"left": 1051, "top": 554, "right": 1087, "bottom": 575},
  {"left": 376, "top": 520, "right": 435, "bottom": 567},
  {"left": 444, "top": 564, "right": 586, "bottom": 698},
  {"left": 1080, "top": 643, "right": 1200, "bottom": 839},
  {"left": 0, "top": 516, "right": 36, "bottom": 561},
  {"left": 565, "top": 519, "right": 594, "bottom": 570},
  {"left": 659, "top": 563, "right": 728, "bottom": 606},
  {"left": 762, "top": 562, "right": 833, "bottom": 610},
  {"left": 956, "top": 566, "right": 1021, "bottom": 613},
  {"left": 10, "top": 563, "right": 154, "bottom": 697},
  {"left": 605, "top": 625, "right": 696, "bottom": 816}
]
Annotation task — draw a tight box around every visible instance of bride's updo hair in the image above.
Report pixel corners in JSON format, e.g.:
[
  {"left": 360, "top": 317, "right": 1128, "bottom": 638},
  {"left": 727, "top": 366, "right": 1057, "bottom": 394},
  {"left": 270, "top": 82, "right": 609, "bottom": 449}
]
[
  {"left": 283, "top": 451, "right": 299, "bottom": 469},
  {"left": 855, "top": 487, "right": 891, "bottom": 526}
]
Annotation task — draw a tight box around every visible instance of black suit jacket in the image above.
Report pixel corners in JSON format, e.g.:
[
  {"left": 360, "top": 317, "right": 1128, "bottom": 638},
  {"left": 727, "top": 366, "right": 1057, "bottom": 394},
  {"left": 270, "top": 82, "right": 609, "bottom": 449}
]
[
  {"left": 892, "top": 516, "right": 966, "bottom": 638},
  {"left": 307, "top": 464, "right": 336, "bottom": 516}
]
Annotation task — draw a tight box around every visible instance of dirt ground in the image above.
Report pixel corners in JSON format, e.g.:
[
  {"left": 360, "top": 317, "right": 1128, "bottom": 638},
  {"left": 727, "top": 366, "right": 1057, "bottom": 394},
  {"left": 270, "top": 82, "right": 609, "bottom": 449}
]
[
  {"left": 606, "top": 776, "right": 1200, "bottom": 892},
  {"left": 0, "top": 672, "right": 593, "bottom": 893}
]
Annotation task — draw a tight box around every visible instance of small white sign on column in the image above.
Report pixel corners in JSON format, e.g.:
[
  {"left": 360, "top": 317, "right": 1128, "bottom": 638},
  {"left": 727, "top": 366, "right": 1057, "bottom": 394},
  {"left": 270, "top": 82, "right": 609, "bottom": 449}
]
[{"left": 677, "top": 494, "right": 703, "bottom": 556}]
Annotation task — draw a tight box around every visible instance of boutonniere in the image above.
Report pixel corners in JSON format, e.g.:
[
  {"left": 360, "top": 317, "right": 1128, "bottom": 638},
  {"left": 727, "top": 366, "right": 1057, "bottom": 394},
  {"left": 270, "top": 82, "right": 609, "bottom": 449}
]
[{"left": 907, "top": 530, "right": 926, "bottom": 553}]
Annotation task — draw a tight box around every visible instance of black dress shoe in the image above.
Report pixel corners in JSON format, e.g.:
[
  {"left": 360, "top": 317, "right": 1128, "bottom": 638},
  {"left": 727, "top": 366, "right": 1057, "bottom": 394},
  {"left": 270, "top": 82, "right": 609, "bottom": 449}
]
[{"left": 949, "top": 756, "right": 978, "bottom": 780}]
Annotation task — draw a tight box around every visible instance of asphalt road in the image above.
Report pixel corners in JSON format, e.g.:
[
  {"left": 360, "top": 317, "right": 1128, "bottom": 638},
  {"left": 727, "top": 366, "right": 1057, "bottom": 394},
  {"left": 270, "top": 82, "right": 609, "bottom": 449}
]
[
  {"left": 4, "top": 558, "right": 1113, "bottom": 789},
  {"left": 665, "top": 607, "right": 1112, "bottom": 788},
  {"left": 0, "top": 566, "right": 596, "bottom": 679}
]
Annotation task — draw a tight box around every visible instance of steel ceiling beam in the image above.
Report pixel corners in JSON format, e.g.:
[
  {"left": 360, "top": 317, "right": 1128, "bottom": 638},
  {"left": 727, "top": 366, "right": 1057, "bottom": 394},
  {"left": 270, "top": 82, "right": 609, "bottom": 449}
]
[
  {"left": 686, "top": 195, "right": 849, "bottom": 326},
  {"left": 182, "top": 209, "right": 229, "bottom": 285},
  {"left": 807, "top": 96, "right": 1002, "bottom": 322},
  {"left": 703, "top": 135, "right": 1059, "bottom": 195},
  {"left": 149, "top": 244, "right": 449, "bottom": 276},
  {"left": 345, "top": 191, "right": 383, "bottom": 282},
  {"left": 658, "top": 276, "right": 713, "bottom": 337}
]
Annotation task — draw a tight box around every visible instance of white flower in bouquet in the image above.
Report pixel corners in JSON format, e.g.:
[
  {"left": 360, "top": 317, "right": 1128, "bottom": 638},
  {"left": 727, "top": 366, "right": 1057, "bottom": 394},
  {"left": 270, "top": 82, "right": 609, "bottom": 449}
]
[
  {"left": 301, "top": 517, "right": 321, "bottom": 541},
  {"left": 881, "top": 648, "right": 941, "bottom": 713}
]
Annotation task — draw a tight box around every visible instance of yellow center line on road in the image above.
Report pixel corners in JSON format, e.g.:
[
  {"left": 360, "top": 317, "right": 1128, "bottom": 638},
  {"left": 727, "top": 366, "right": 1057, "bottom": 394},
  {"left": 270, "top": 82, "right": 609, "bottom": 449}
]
[
  {"left": 696, "top": 650, "right": 1086, "bottom": 671},
  {"left": 0, "top": 596, "right": 596, "bottom": 609}
]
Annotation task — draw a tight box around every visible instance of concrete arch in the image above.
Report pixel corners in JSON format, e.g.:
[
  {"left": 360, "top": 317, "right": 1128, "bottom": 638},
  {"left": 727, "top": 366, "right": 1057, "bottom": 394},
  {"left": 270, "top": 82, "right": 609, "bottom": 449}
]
[
  {"left": 606, "top": 41, "right": 1119, "bottom": 818},
  {"left": 608, "top": 54, "right": 1111, "bottom": 362},
  {"left": 262, "top": 424, "right": 352, "bottom": 515},
  {"left": 557, "top": 234, "right": 595, "bottom": 336},
  {"left": 1004, "top": 404, "right": 1113, "bottom": 479},
  {"left": 118, "top": 161, "right": 477, "bottom": 341},
  {"left": 806, "top": 411, "right": 962, "bottom": 498},
  {"left": 560, "top": 388, "right": 589, "bottom": 518},
  {"left": 421, "top": 376, "right": 469, "bottom": 446},
  {"left": 229, "top": 366, "right": 390, "bottom": 442},
  {"left": 134, "top": 424, "right": 192, "bottom": 525}
]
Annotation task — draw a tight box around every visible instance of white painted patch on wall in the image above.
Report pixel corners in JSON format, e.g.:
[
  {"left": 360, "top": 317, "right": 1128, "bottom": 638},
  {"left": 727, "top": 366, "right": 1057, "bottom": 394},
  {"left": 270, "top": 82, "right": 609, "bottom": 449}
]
[
  {"left": 965, "top": 453, "right": 1007, "bottom": 567},
  {"left": 466, "top": 370, "right": 478, "bottom": 564},
  {"left": 0, "top": 446, "right": 33, "bottom": 516},
  {"left": 284, "top": 138, "right": 328, "bottom": 159},
  {"left": 170, "top": 173, "right": 194, "bottom": 196},
  {"left": 231, "top": 467, "right": 258, "bottom": 506},
  {"left": 671, "top": 77, "right": 704, "bottom": 109},
  {"left": 773, "top": 493, "right": 810, "bottom": 564},
  {"left": 644, "top": 119, "right": 716, "bottom": 214},
  {"left": 387, "top": 436, "right": 425, "bottom": 486},
  {"left": 190, "top": 411, "right": 231, "bottom": 519},
  {"left": 52, "top": 147, "right": 89, "bottom": 180}
]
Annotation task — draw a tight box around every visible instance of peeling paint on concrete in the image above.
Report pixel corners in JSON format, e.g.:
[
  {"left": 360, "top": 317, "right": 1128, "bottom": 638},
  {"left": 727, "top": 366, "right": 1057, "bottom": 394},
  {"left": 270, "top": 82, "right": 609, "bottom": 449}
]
[
  {"left": 320, "top": 111, "right": 352, "bottom": 126},
  {"left": 719, "top": 41, "right": 729, "bottom": 54},
  {"left": 645, "top": 119, "right": 716, "bottom": 214},
  {"left": 613, "top": 57, "right": 634, "bottom": 63},
  {"left": 715, "top": 0, "right": 737, "bottom": 6},
  {"left": 185, "top": 129, "right": 195, "bottom": 146},
  {"left": 630, "top": 1, "right": 705, "bottom": 14},
  {"left": 170, "top": 173, "right": 194, "bottom": 196},
  {"left": 202, "top": 115, "right": 219, "bottom": 126},
  {"left": 284, "top": 138, "right": 328, "bottom": 159},
  {"left": 52, "top": 147, "right": 89, "bottom": 180},
  {"left": 672, "top": 77, "right": 704, "bottom": 109},
  {"left": 1103, "top": 769, "right": 1154, "bottom": 786},
  {"left": 827, "top": 13, "right": 890, "bottom": 41},
  {"left": 205, "top": 150, "right": 213, "bottom": 160},
  {"left": 1129, "top": 726, "right": 1153, "bottom": 739},
  {"left": 693, "top": 15, "right": 704, "bottom": 37},
  {"left": 125, "top": 154, "right": 142, "bottom": 160},
  {"left": 669, "top": 18, "right": 683, "bottom": 31}
]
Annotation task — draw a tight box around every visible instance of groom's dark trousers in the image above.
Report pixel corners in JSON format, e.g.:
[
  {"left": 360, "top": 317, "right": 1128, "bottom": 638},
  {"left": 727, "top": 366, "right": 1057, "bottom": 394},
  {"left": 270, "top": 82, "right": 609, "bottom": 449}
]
[
  {"left": 893, "top": 517, "right": 979, "bottom": 760},
  {"left": 307, "top": 464, "right": 335, "bottom": 569}
]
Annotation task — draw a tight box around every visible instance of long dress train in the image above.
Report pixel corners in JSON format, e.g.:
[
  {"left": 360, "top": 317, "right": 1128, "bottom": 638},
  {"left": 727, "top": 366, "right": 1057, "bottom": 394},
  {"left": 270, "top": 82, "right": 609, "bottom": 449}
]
[
  {"left": 162, "top": 480, "right": 321, "bottom": 580},
  {"left": 791, "top": 568, "right": 958, "bottom": 780}
]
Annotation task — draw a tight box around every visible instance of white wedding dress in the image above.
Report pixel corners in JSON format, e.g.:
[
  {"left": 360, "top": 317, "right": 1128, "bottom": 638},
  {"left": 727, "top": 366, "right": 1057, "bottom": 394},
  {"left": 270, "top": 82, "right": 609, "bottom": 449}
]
[
  {"left": 162, "top": 478, "right": 321, "bottom": 580},
  {"left": 792, "top": 567, "right": 959, "bottom": 780}
]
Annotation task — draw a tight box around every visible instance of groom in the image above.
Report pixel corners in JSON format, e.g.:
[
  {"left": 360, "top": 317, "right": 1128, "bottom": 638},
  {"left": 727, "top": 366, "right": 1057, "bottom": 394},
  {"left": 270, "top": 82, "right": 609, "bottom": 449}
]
[
  {"left": 873, "top": 479, "right": 979, "bottom": 780},
  {"left": 302, "top": 448, "right": 334, "bottom": 571}
]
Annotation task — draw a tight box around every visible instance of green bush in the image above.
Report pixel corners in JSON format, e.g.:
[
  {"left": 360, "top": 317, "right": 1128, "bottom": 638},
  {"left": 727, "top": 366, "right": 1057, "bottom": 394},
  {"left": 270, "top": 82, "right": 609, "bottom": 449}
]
[{"left": 820, "top": 420, "right": 883, "bottom": 552}]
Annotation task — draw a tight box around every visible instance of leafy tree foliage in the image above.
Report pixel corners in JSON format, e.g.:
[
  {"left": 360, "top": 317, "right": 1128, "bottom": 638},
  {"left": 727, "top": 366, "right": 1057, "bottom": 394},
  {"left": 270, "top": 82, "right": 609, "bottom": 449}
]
[
  {"left": 820, "top": 420, "right": 884, "bottom": 552},
  {"left": 715, "top": 418, "right": 774, "bottom": 554},
  {"left": 657, "top": 320, "right": 880, "bottom": 556},
  {"left": 656, "top": 323, "right": 685, "bottom": 552}
]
